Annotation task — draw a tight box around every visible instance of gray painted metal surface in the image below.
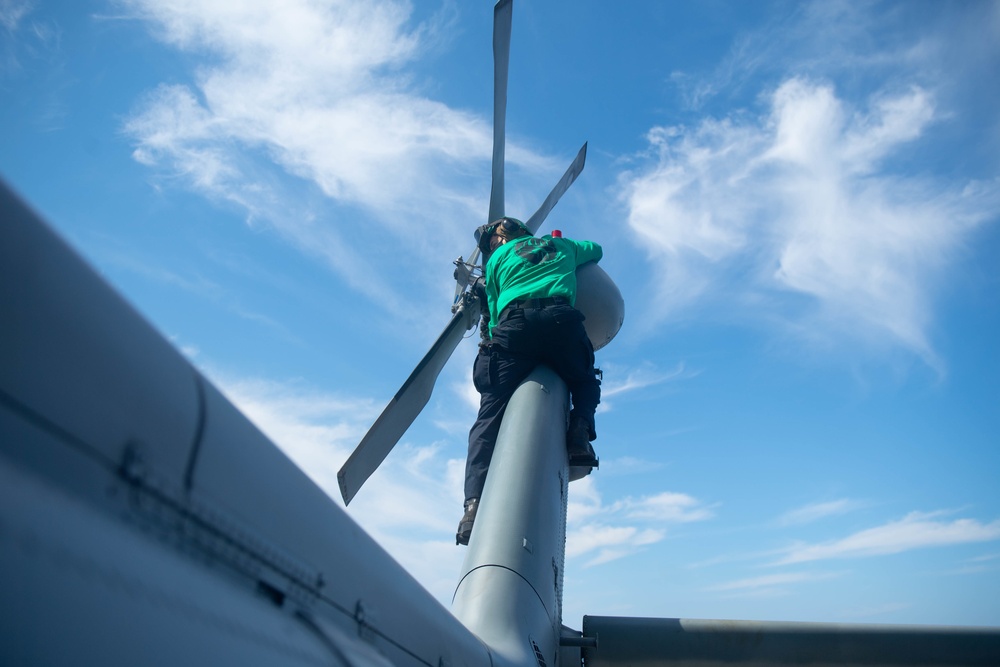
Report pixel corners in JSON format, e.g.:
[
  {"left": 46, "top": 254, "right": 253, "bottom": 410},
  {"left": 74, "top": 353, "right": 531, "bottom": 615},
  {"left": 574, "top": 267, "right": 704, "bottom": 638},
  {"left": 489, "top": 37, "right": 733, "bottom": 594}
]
[
  {"left": 581, "top": 616, "right": 1000, "bottom": 667},
  {"left": 453, "top": 366, "right": 572, "bottom": 667},
  {"left": 574, "top": 262, "right": 624, "bottom": 352},
  {"left": 0, "top": 179, "right": 491, "bottom": 666}
]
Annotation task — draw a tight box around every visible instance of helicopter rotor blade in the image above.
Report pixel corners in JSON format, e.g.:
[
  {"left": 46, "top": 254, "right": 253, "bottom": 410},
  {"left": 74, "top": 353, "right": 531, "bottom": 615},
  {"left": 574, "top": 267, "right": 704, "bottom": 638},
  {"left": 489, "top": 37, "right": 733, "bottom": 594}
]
[
  {"left": 455, "top": 0, "right": 511, "bottom": 302},
  {"left": 337, "top": 297, "right": 480, "bottom": 505},
  {"left": 488, "top": 0, "right": 513, "bottom": 225},
  {"left": 524, "top": 141, "right": 587, "bottom": 234}
]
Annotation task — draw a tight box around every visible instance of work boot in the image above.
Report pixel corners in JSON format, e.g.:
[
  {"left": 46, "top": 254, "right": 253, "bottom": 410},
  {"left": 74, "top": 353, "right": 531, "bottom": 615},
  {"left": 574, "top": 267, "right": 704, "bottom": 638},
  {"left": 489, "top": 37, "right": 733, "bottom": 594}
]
[
  {"left": 567, "top": 414, "right": 598, "bottom": 469},
  {"left": 456, "top": 498, "right": 479, "bottom": 546}
]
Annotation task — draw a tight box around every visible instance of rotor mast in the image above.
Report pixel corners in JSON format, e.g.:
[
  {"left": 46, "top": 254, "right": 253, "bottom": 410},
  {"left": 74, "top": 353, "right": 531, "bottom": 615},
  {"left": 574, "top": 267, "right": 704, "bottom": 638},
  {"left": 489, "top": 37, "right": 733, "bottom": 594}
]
[{"left": 452, "top": 366, "right": 571, "bottom": 667}]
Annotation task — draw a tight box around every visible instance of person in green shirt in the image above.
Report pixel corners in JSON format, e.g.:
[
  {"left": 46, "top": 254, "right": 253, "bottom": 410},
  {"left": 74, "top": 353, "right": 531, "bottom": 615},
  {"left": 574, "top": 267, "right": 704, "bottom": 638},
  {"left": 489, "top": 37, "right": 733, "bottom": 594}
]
[{"left": 457, "top": 217, "right": 602, "bottom": 545}]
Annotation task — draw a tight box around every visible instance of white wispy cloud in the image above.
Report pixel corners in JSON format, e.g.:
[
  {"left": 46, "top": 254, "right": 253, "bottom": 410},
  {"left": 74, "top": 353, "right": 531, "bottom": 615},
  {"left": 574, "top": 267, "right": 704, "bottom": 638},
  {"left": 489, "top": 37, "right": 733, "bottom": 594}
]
[
  {"left": 567, "top": 477, "right": 714, "bottom": 567},
  {"left": 775, "top": 511, "right": 1000, "bottom": 565},
  {"left": 623, "top": 0, "right": 1000, "bottom": 370},
  {"left": 2, "top": 1, "right": 69, "bottom": 129},
  {"left": 0, "top": 0, "right": 33, "bottom": 32},
  {"left": 618, "top": 491, "right": 716, "bottom": 523},
  {"left": 776, "top": 498, "right": 866, "bottom": 526},
  {"left": 597, "top": 361, "right": 697, "bottom": 414},
  {"left": 621, "top": 76, "right": 999, "bottom": 369},
  {"left": 673, "top": 1, "right": 995, "bottom": 114},
  {"left": 117, "top": 0, "right": 558, "bottom": 319},
  {"left": 967, "top": 553, "right": 1000, "bottom": 564},
  {"left": 451, "top": 366, "right": 482, "bottom": 415},
  {"left": 212, "top": 373, "right": 377, "bottom": 480},
  {"left": 97, "top": 243, "right": 304, "bottom": 343},
  {"left": 709, "top": 571, "right": 843, "bottom": 597},
  {"left": 946, "top": 552, "right": 1000, "bottom": 576},
  {"left": 566, "top": 524, "right": 665, "bottom": 566}
]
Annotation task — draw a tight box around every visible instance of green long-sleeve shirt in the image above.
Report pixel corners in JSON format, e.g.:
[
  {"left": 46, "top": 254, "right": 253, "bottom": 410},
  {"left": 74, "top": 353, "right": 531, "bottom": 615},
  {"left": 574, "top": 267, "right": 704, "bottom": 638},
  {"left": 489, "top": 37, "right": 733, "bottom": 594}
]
[{"left": 484, "top": 234, "right": 603, "bottom": 336}]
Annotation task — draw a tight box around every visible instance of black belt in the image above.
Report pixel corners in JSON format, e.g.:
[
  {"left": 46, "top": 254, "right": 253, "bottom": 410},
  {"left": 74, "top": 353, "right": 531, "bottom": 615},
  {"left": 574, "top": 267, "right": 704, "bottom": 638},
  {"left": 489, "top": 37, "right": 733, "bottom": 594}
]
[{"left": 499, "top": 295, "right": 570, "bottom": 320}]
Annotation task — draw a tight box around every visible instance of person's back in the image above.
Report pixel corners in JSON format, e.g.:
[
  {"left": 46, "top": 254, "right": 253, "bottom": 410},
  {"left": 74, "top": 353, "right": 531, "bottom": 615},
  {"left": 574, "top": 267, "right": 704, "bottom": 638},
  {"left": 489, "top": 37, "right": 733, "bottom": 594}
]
[
  {"left": 484, "top": 233, "right": 603, "bottom": 334},
  {"left": 457, "top": 217, "right": 603, "bottom": 545}
]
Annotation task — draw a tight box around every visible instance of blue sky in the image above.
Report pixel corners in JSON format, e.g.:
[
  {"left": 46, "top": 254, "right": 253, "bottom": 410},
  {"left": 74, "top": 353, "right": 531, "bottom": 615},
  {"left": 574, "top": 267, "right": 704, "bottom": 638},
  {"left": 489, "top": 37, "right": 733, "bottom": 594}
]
[{"left": 3, "top": 0, "right": 999, "bottom": 627}]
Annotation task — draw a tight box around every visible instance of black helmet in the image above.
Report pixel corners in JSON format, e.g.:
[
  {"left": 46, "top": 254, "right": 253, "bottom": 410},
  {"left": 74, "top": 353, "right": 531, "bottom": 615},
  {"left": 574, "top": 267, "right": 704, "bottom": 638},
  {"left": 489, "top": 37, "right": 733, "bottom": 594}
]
[{"left": 474, "top": 217, "right": 530, "bottom": 256}]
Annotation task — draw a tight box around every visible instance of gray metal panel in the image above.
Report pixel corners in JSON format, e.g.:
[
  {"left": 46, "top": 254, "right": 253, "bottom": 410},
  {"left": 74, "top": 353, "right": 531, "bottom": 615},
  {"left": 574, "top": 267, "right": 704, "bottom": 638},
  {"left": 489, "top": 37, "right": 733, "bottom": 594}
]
[
  {"left": 455, "top": 567, "right": 556, "bottom": 667},
  {"left": 574, "top": 262, "right": 624, "bottom": 352},
  {"left": 453, "top": 366, "right": 571, "bottom": 667},
  {"left": 188, "top": 369, "right": 491, "bottom": 667},
  {"left": 0, "top": 181, "right": 201, "bottom": 485},
  {"left": 0, "top": 453, "right": 341, "bottom": 667},
  {"left": 1, "top": 178, "right": 492, "bottom": 667},
  {"left": 581, "top": 615, "right": 1000, "bottom": 667}
]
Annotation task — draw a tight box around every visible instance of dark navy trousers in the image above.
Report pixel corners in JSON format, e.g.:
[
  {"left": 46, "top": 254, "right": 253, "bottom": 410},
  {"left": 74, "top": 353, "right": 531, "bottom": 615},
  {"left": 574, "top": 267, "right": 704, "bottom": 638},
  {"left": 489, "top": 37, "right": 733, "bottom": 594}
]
[{"left": 464, "top": 303, "right": 600, "bottom": 502}]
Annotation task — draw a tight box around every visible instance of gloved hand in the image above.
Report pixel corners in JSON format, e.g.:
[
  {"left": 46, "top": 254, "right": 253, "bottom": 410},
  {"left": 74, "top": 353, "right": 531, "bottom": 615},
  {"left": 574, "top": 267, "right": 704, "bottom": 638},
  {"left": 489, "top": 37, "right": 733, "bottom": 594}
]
[{"left": 471, "top": 276, "right": 486, "bottom": 302}]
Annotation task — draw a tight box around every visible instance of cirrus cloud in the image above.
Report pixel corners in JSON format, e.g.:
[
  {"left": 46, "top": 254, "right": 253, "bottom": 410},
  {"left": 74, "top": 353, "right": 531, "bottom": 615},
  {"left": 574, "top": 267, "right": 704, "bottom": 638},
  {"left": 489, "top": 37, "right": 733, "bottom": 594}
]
[
  {"left": 775, "top": 511, "right": 1000, "bottom": 566},
  {"left": 568, "top": 478, "right": 714, "bottom": 567},
  {"left": 621, "top": 77, "right": 999, "bottom": 370},
  {"left": 118, "top": 0, "right": 559, "bottom": 320}
]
